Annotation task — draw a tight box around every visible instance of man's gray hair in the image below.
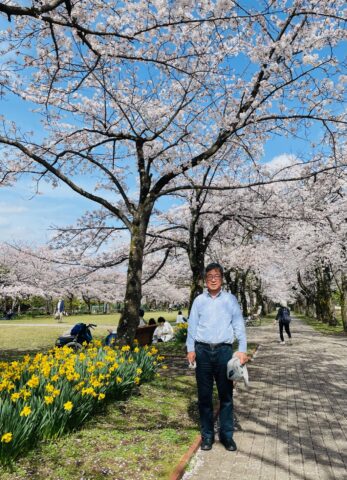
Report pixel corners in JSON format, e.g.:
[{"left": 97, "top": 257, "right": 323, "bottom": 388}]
[{"left": 205, "top": 262, "right": 224, "bottom": 277}]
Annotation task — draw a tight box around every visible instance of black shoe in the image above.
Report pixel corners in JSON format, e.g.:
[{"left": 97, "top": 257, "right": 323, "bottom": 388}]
[
  {"left": 201, "top": 438, "right": 214, "bottom": 451},
  {"left": 221, "top": 438, "right": 237, "bottom": 451}
]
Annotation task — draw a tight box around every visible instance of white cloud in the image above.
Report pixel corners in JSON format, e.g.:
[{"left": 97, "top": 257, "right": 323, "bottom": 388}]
[
  {"left": 263, "top": 153, "right": 304, "bottom": 178},
  {"left": 0, "top": 203, "right": 28, "bottom": 214},
  {"left": 266, "top": 153, "right": 298, "bottom": 171}
]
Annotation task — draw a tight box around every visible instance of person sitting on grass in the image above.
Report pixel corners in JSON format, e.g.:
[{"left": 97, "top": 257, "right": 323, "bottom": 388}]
[
  {"left": 152, "top": 316, "right": 174, "bottom": 343},
  {"left": 176, "top": 310, "right": 186, "bottom": 324},
  {"left": 139, "top": 308, "right": 147, "bottom": 327}
]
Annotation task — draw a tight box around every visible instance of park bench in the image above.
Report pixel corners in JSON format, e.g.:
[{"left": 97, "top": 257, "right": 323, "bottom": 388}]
[{"left": 134, "top": 324, "right": 156, "bottom": 346}]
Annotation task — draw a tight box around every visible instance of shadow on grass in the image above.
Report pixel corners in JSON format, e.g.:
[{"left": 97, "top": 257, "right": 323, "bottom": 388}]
[{"left": 0, "top": 348, "right": 47, "bottom": 362}]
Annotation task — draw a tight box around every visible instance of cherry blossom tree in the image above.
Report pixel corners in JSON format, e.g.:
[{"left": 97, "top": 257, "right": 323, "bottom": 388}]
[
  {"left": 0, "top": 243, "right": 126, "bottom": 314},
  {"left": 0, "top": 1, "right": 346, "bottom": 341}
]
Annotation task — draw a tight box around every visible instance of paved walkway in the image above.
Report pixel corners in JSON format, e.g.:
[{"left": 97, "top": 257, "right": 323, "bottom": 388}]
[{"left": 183, "top": 318, "right": 347, "bottom": 480}]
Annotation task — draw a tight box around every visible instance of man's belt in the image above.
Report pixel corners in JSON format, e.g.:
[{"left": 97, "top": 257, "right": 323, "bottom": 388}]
[{"left": 195, "top": 341, "right": 232, "bottom": 350}]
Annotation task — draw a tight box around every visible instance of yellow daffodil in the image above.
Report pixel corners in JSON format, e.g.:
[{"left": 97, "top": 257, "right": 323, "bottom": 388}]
[
  {"left": 63, "top": 401, "right": 73, "bottom": 411},
  {"left": 10, "top": 392, "right": 21, "bottom": 402},
  {"left": 21, "top": 389, "right": 32, "bottom": 400},
  {"left": 1, "top": 432, "right": 13, "bottom": 443},
  {"left": 116, "top": 376, "right": 122, "bottom": 384},
  {"left": 98, "top": 393, "right": 106, "bottom": 400},
  {"left": 44, "top": 396, "right": 54, "bottom": 405},
  {"left": 20, "top": 405, "right": 32, "bottom": 417},
  {"left": 27, "top": 375, "right": 40, "bottom": 388}
]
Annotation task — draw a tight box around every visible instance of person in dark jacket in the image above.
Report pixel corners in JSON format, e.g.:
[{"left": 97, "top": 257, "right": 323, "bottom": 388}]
[{"left": 276, "top": 302, "right": 292, "bottom": 345}]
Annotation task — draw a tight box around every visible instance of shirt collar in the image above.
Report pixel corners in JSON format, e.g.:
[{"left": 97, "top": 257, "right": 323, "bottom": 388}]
[{"left": 204, "top": 289, "right": 223, "bottom": 299}]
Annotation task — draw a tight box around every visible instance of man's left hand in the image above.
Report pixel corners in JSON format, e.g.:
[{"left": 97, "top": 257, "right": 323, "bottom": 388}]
[{"left": 234, "top": 351, "right": 248, "bottom": 365}]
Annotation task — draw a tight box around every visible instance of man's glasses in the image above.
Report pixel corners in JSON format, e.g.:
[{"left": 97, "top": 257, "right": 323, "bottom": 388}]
[{"left": 206, "top": 275, "right": 222, "bottom": 281}]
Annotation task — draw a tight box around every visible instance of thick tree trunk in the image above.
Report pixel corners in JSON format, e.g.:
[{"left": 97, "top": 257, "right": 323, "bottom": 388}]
[
  {"left": 225, "top": 269, "right": 239, "bottom": 298},
  {"left": 297, "top": 272, "right": 316, "bottom": 318},
  {"left": 254, "top": 281, "right": 265, "bottom": 315},
  {"left": 45, "top": 297, "right": 52, "bottom": 315},
  {"left": 67, "top": 294, "right": 74, "bottom": 315},
  {"left": 82, "top": 295, "right": 92, "bottom": 314},
  {"left": 315, "top": 266, "right": 335, "bottom": 325},
  {"left": 117, "top": 208, "right": 152, "bottom": 344},
  {"left": 188, "top": 267, "right": 205, "bottom": 314},
  {"left": 240, "top": 271, "right": 249, "bottom": 317},
  {"left": 188, "top": 227, "right": 205, "bottom": 313},
  {"left": 340, "top": 274, "right": 347, "bottom": 332}
]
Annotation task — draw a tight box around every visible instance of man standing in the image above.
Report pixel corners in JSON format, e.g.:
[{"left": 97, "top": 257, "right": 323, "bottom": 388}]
[
  {"left": 56, "top": 299, "right": 65, "bottom": 323},
  {"left": 186, "top": 262, "right": 247, "bottom": 452}
]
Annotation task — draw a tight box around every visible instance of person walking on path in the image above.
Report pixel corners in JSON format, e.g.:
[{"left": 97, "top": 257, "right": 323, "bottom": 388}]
[
  {"left": 186, "top": 262, "right": 247, "bottom": 452},
  {"left": 276, "top": 301, "right": 292, "bottom": 344},
  {"left": 55, "top": 299, "right": 65, "bottom": 323}
]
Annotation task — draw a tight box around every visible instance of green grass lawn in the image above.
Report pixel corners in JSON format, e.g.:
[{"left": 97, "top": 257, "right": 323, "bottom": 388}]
[
  {"left": 296, "top": 313, "right": 346, "bottom": 335},
  {"left": 1, "top": 309, "right": 183, "bottom": 326},
  {"left": 0, "top": 311, "right": 186, "bottom": 358}
]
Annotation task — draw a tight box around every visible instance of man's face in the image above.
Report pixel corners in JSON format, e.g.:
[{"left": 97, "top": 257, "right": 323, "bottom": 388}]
[{"left": 205, "top": 268, "right": 223, "bottom": 295}]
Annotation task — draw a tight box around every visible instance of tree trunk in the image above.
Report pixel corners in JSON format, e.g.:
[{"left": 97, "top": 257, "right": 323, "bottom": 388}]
[
  {"left": 82, "top": 295, "right": 92, "bottom": 314},
  {"left": 188, "top": 226, "right": 205, "bottom": 313},
  {"left": 240, "top": 270, "right": 249, "bottom": 317},
  {"left": 254, "top": 281, "right": 265, "bottom": 315},
  {"left": 67, "top": 294, "right": 74, "bottom": 315},
  {"left": 340, "top": 274, "right": 347, "bottom": 332},
  {"left": 315, "top": 265, "right": 335, "bottom": 325},
  {"left": 117, "top": 207, "right": 152, "bottom": 344},
  {"left": 225, "top": 269, "right": 239, "bottom": 298}
]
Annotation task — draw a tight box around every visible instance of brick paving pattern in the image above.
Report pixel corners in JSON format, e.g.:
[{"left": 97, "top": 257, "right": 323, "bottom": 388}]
[{"left": 182, "top": 318, "right": 347, "bottom": 480}]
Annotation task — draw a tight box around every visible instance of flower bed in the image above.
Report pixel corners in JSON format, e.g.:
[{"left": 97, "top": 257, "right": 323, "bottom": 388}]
[
  {"left": 173, "top": 323, "right": 188, "bottom": 343},
  {"left": 0, "top": 341, "right": 163, "bottom": 465}
]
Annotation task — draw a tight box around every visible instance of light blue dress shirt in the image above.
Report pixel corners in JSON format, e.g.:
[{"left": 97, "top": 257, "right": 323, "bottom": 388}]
[{"left": 186, "top": 290, "right": 247, "bottom": 353}]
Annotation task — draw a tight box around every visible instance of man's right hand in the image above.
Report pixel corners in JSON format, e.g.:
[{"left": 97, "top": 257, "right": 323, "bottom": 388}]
[{"left": 187, "top": 351, "right": 196, "bottom": 364}]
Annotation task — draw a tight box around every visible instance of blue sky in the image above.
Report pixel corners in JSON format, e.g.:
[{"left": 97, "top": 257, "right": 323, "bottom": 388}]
[{"left": 0, "top": 180, "right": 97, "bottom": 244}]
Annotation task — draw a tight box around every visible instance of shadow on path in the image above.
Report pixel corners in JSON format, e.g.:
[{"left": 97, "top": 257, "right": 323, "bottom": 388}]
[{"left": 183, "top": 318, "right": 347, "bottom": 480}]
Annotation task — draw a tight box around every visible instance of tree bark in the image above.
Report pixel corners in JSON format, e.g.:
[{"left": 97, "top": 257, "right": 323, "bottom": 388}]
[
  {"left": 117, "top": 207, "right": 152, "bottom": 344},
  {"left": 225, "top": 269, "right": 239, "bottom": 298},
  {"left": 187, "top": 226, "right": 205, "bottom": 313},
  {"left": 340, "top": 274, "right": 347, "bottom": 332},
  {"left": 315, "top": 265, "right": 335, "bottom": 325},
  {"left": 240, "top": 270, "right": 249, "bottom": 317}
]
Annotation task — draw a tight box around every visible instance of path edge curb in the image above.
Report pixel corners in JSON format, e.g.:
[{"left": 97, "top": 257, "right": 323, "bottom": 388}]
[{"left": 169, "top": 434, "right": 202, "bottom": 480}]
